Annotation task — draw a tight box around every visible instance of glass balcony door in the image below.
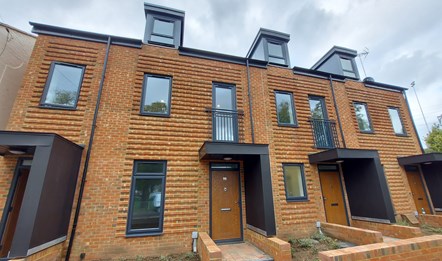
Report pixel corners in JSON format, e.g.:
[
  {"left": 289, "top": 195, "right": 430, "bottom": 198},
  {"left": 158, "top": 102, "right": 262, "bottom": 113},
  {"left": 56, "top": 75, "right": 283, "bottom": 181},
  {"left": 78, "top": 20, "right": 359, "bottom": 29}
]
[
  {"left": 309, "top": 96, "right": 334, "bottom": 148},
  {"left": 213, "top": 84, "right": 237, "bottom": 142}
]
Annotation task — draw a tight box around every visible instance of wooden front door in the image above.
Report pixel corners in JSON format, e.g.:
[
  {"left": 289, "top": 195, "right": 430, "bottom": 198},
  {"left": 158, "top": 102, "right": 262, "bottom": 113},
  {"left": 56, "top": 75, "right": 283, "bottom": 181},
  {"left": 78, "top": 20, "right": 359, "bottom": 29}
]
[
  {"left": 211, "top": 170, "right": 241, "bottom": 242},
  {"left": 319, "top": 171, "right": 348, "bottom": 225},
  {"left": 0, "top": 168, "right": 30, "bottom": 257},
  {"left": 406, "top": 169, "right": 431, "bottom": 214}
]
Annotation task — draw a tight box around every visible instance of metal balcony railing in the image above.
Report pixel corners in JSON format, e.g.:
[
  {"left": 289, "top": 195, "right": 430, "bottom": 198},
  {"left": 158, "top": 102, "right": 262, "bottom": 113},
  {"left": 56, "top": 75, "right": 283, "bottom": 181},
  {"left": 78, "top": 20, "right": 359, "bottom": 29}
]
[
  {"left": 206, "top": 108, "right": 244, "bottom": 143},
  {"left": 309, "top": 118, "right": 340, "bottom": 149}
]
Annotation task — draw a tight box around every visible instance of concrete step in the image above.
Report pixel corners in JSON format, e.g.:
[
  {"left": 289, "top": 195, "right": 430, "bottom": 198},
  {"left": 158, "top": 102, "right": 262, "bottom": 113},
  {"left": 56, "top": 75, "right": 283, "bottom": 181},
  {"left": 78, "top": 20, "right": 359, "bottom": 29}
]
[{"left": 218, "top": 242, "right": 273, "bottom": 261}]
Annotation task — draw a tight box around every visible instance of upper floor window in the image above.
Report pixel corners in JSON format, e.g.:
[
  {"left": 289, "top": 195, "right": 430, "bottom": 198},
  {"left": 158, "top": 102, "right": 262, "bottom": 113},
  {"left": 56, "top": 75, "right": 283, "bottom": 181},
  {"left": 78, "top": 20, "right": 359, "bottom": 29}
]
[
  {"left": 388, "top": 107, "right": 406, "bottom": 135},
  {"left": 151, "top": 19, "right": 175, "bottom": 45},
  {"left": 127, "top": 161, "right": 167, "bottom": 236},
  {"left": 283, "top": 164, "right": 307, "bottom": 201},
  {"left": 353, "top": 102, "right": 373, "bottom": 133},
  {"left": 141, "top": 74, "right": 172, "bottom": 116},
  {"left": 268, "top": 42, "right": 286, "bottom": 65},
  {"left": 274, "top": 91, "right": 297, "bottom": 126},
  {"left": 340, "top": 58, "right": 356, "bottom": 78},
  {"left": 40, "top": 62, "right": 85, "bottom": 109}
]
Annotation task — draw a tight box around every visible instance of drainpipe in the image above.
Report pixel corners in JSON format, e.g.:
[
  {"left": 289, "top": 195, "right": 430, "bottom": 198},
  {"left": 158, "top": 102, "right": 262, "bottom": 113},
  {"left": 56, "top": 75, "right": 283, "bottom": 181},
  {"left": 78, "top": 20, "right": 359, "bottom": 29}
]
[
  {"left": 403, "top": 90, "right": 425, "bottom": 154},
  {"left": 329, "top": 75, "right": 346, "bottom": 148},
  {"left": 246, "top": 59, "right": 255, "bottom": 143},
  {"left": 65, "top": 36, "right": 112, "bottom": 260}
]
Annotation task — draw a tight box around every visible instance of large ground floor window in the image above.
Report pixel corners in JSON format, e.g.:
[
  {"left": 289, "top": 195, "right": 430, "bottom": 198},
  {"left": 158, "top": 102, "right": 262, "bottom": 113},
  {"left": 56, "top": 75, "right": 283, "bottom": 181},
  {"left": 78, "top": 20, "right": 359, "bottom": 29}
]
[{"left": 127, "top": 161, "right": 167, "bottom": 236}]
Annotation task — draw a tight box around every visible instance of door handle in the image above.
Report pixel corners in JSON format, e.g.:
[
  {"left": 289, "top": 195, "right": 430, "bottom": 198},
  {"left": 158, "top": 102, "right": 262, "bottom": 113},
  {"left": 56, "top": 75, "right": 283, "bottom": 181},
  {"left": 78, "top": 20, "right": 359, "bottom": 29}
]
[{"left": 220, "top": 208, "right": 231, "bottom": 211}]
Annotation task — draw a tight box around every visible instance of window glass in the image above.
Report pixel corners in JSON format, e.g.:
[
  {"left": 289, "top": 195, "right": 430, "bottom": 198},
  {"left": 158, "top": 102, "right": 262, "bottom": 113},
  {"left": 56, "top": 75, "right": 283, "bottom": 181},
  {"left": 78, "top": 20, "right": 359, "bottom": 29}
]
[
  {"left": 283, "top": 164, "right": 307, "bottom": 200},
  {"left": 354, "top": 103, "right": 373, "bottom": 132},
  {"left": 214, "top": 86, "right": 234, "bottom": 110},
  {"left": 153, "top": 19, "right": 174, "bottom": 36},
  {"left": 41, "top": 63, "right": 84, "bottom": 108},
  {"left": 268, "top": 43, "right": 283, "bottom": 57},
  {"left": 388, "top": 108, "right": 406, "bottom": 135},
  {"left": 343, "top": 71, "right": 356, "bottom": 78},
  {"left": 150, "top": 35, "right": 174, "bottom": 45},
  {"left": 268, "top": 57, "right": 286, "bottom": 64},
  {"left": 141, "top": 76, "right": 172, "bottom": 115},
  {"left": 127, "top": 161, "right": 166, "bottom": 235},
  {"left": 275, "top": 92, "right": 296, "bottom": 125},
  {"left": 309, "top": 97, "right": 325, "bottom": 119},
  {"left": 340, "top": 58, "right": 353, "bottom": 71}
]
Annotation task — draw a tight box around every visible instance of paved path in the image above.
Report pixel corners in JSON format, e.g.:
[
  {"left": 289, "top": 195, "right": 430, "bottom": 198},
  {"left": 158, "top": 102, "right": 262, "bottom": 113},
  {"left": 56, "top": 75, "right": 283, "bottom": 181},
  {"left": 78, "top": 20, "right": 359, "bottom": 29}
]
[{"left": 218, "top": 242, "right": 273, "bottom": 261}]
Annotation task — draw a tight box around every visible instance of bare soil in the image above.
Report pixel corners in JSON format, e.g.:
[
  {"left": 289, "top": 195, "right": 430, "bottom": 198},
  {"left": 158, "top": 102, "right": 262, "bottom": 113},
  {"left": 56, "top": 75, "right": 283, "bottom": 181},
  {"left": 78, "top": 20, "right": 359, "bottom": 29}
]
[{"left": 289, "top": 233, "right": 342, "bottom": 261}]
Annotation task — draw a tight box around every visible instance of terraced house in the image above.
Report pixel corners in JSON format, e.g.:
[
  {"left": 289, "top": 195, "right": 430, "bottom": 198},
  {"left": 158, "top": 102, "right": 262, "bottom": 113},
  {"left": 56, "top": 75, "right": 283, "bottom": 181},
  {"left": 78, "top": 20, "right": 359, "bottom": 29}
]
[{"left": 0, "top": 2, "right": 441, "bottom": 261}]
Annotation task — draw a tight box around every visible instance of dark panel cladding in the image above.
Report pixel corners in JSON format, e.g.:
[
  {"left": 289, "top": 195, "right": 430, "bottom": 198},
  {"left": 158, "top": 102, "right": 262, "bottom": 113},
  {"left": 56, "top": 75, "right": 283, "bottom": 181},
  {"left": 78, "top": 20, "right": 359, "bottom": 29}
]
[
  {"left": 342, "top": 159, "right": 394, "bottom": 222},
  {"left": 244, "top": 156, "right": 265, "bottom": 231},
  {"left": 30, "top": 136, "right": 83, "bottom": 249},
  {"left": 422, "top": 162, "right": 442, "bottom": 209}
]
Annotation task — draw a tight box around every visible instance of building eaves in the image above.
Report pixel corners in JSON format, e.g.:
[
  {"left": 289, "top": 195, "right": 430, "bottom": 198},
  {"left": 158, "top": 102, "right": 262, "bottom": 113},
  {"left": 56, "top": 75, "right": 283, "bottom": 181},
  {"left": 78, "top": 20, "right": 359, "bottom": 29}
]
[
  {"left": 30, "top": 22, "right": 143, "bottom": 48},
  {"left": 179, "top": 46, "right": 268, "bottom": 68},
  {"left": 0, "top": 22, "right": 36, "bottom": 38},
  {"left": 363, "top": 78, "right": 407, "bottom": 91},
  {"left": 311, "top": 46, "right": 358, "bottom": 70}
]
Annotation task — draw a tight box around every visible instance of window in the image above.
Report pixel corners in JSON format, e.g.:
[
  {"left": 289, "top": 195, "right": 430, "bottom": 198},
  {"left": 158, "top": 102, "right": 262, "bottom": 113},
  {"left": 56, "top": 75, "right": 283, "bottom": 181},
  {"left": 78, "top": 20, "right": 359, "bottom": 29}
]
[
  {"left": 40, "top": 62, "right": 85, "bottom": 108},
  {"left": 340, "top": 58, "right": 356, "bottom": 78},
  {"left": 283, "top": 164, "right": 307, "bottom": 201},
  {"left": 127, "top": 161, "right": 167, "bottom": 236},
  {"left": 141, "top": 75, "right": 172, "bottom": 116},
  {"left": 274, "top": 91, "right": 297, "bottom": 126},
  {"left": 388, "top": 107, "right": 406, "bottom": 135},
  {"left": 150, "top": 19, "right": 175, "bottom": 45},
  {"left": 353, "top": 102, "right": 373, "bottom": 132},
  {"left": 268, "top": 42, "right": 286, "bottom": 65},
  {"left": 212, "top": 83, "right": 237, "bottom": 142}
]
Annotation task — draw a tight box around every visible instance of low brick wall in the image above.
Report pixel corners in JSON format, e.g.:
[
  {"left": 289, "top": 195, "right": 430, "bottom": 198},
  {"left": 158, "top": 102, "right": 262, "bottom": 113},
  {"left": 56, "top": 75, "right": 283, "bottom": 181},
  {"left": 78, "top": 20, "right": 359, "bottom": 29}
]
[
  {"left": 197, "top": 232, "right": 222, "bottom": 261},
  {"left": 352, "top": 219, "right": 423, "bottom": 239},
  {"left": 11, "top": 242, "right": 63, "bottom": 261},
  {"left": 244, "top": 229, "right": 291, "bottom": 261},
  {"left": 321, "top": 222, "right": 383, "bottom": 245},
  {"left": 319, "top": 235, "right": 442, "bottom": 261},
  {"left": 419, "top": 214, "right": 442, "bottom": 227}
]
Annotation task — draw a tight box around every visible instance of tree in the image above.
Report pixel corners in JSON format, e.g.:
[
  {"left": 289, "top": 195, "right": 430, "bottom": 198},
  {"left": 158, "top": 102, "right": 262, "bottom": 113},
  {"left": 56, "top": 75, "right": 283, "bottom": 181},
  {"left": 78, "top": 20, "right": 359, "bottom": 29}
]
[
  {"left": 425, "top": 123, "right": 442, "bottom": 152},
  {"left": 277, "top": 101, "right": 292, "bottom": 123}
]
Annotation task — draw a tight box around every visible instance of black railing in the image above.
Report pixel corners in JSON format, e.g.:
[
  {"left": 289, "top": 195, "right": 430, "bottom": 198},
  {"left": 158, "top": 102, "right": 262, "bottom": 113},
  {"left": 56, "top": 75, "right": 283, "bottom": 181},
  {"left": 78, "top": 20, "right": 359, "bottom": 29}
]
[
  {"left": 206, "top": 108, "right": 244, "bottom": 143},
  {"left": 309, "top": 118, "right": 340, "bottom": 149}
]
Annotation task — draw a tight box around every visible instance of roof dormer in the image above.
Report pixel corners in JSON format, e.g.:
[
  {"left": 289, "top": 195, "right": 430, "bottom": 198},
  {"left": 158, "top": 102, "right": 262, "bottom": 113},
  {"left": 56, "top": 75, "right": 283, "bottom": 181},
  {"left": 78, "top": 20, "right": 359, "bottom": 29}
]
[
  {"left": 143, "top": 3, "right": 185, "bottom": 48},
  {"left": 246, "top": 28, "right": 290, "bottom": 67},
  {"left": 311, "top": 46, "right": 360, "bottom": 79}
]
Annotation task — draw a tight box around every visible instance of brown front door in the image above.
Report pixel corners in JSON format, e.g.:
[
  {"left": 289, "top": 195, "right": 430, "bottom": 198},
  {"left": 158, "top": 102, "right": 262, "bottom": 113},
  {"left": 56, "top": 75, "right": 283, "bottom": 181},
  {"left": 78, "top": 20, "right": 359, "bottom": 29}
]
[
  {"left": 319, "top": 171, "right": 348, "bottom": 225},
  {"left": 0, "top": 168, "right": 30, "bottom": 257},
  {"left": 211, "top": 170, "right": 241, "bottom": 242},
  {"left": 406, "top": 169, "right": 431, "bottom": 214}
]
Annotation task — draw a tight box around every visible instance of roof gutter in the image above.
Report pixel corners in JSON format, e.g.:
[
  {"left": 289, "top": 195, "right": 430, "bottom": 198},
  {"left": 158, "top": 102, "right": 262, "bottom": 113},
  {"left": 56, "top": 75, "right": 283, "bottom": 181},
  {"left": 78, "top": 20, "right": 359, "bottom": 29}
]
[
  {"left": 65, "top": 36, "right": 112, "bottom": 260},
  {"left": 246, "top": 59, "right": 255, "bottom": 143}
]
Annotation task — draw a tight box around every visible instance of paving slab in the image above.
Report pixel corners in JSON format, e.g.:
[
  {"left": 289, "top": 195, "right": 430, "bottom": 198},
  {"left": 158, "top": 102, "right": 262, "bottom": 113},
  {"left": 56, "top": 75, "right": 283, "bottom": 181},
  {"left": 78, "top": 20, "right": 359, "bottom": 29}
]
[{"left": 218, "top": 242, "right": 273, "bottom": 261}]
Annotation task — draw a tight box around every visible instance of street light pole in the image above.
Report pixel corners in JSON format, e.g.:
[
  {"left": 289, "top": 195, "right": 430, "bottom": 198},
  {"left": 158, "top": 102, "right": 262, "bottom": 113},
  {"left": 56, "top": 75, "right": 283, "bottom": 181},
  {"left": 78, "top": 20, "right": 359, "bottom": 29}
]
[{"left": 410, "top": 81, "right": 430, "bottom": 133}]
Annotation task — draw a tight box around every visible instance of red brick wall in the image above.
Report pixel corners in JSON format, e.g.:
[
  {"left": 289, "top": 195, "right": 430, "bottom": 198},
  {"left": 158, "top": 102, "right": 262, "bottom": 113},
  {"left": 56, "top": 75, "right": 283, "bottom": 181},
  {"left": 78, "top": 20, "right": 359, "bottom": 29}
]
[
  {"left": 319, "top": 235, "right": 442, "bottom": 261},
  {"left": 321, "top": 222, "right": 383, "bottom": 245},
  {"left": 352, "top": 220, "right": 423, "bottom": 239}
]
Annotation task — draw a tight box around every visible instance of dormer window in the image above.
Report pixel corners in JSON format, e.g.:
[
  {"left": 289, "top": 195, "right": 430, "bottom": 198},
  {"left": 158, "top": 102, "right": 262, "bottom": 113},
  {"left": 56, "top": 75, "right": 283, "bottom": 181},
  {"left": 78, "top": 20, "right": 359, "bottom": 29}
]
[
  {"left": 340, "top": 58, "right": 356, "bottom": 78},
  {"left": 144, "top": 3, "right": 185, "bottom": 48},
  {"left": 268, "top": 42, "right": 286, "bottom": 65},
  {"left": 247, "top": 28, "right": 290, "bottom": 67},
  {"left": 151, "top": 19, "right": 175, "bottom": 45}
]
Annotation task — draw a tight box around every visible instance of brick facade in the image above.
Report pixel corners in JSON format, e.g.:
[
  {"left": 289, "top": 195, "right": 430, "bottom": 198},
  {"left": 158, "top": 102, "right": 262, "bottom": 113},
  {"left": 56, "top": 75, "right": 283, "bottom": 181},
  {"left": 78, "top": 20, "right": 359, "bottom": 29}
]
[{"left": 0, "top": 8, "right": 429, "bottom": 260}]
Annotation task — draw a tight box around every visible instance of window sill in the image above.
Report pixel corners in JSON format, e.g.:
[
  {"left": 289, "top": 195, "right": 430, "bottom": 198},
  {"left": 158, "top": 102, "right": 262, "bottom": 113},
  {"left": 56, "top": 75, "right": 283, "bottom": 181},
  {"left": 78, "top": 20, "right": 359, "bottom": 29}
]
[
  {"left": 38, "top": 105, "right": 77, "bottom": 111},
  {"left": 286, "top": 198, "right": 309, "bottom": 202},
  {"left": 139, "top": 112, "right": 171, "bottom": 118},
  {"left": 359, "top": 130, "right": 375, "bottom": 134},
  {"left": 147, "top": 40, "right": 176, "bottom": 49},
  {"left": 277, "top": 123, "right": 298, "bottom": 128},
  {"left": 125, "top": 231, "right": 163, "bottom": 238}
]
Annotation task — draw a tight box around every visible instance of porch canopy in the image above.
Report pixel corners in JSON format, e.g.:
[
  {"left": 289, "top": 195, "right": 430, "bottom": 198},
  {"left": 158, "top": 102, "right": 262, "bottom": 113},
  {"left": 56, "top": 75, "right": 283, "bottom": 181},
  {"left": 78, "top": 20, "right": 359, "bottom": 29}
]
[
  {"left": 199, "top": 141, "right": 276, "bottom": 237},
  {"left": 0, "top": 131, "right": 83, "bottom": 258},
  {"left": 398, "top": 153, "right": 442, "bottom": 212},
  {"left": 309, "top": 148, "right": 396, "bottom": 223}
]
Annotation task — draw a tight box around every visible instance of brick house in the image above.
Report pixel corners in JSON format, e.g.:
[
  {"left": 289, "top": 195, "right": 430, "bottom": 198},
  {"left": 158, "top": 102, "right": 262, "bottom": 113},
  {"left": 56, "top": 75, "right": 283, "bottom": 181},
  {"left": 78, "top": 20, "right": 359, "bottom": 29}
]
[{"left": 0, "top": 3, "right": 440, "bottom": 260}]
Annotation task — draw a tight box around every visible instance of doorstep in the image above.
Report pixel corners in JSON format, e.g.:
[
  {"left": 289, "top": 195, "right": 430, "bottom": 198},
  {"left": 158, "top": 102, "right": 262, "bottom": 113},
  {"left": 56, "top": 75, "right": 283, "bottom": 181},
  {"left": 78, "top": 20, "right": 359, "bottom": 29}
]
[{"left": 218, "top": 242, "right": 273, "bottom": 261}]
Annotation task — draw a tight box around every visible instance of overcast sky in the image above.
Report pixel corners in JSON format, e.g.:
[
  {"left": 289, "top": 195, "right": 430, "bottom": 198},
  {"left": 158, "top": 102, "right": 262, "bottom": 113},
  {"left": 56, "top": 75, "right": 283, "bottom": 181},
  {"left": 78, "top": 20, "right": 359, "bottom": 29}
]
[{"left": 1, "top": 0, "right": 441, "bottom": 147}]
